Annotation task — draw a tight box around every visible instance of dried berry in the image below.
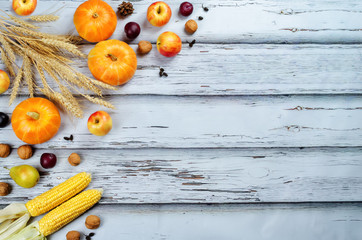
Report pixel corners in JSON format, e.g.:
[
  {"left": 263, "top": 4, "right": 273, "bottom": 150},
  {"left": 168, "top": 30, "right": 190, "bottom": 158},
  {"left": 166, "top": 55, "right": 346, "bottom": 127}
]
[
  {"left": 198, "top": 16, "right": 203, "bottom": 20},
  {"left": 202, "top": 4, "right": 209, "bottom": 12},
  {"left": 188, "top": 39, "right": 196, "bottom": 47},
  {"left": 185, "top": 19, "right": 198, "bottom": 34},
  {"left": 118, "top": 1, "right": 134, "bottom": 17},
  {"left": 17, "top": 145, "right": 33, "bottom": 160},
  {"left": 64, "top": 134, "right": 74, "bottom": 141},
  {"left": 159, "top": 68, "right": 168, "bottom": 77}
]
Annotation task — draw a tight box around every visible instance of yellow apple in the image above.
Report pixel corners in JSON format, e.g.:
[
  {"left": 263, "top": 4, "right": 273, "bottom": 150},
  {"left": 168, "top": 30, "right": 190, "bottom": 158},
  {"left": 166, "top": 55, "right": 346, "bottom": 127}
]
[
  {"left": 87, "top": 111, "right": 113, "bottom": 136},
  {"left": 0, "top": 70, "right": 10, "bottom": 95},
  {"left": 157, "top": 31, "right": 182, "bottom": 57},
  {"left": 147, "top": 1, "right": 172, "bottom": 27},
  {"left": 12, "top": 0, "right": 37, "bottom": 16}
]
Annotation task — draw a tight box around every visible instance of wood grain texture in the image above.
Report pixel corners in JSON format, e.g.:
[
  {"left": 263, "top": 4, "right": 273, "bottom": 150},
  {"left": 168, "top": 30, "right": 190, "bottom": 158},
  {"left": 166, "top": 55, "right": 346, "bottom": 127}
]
[
  {"left": 1, "top": 95, "right": 361, "bottom": 149},
  {"left": 45, "top": 203, "right": 362, "bottom": 240},
  {"left": 0, "top": 148, "right": 361, "bottom": 204},
  {"left": 0, "top": 0, "right": 362, "bottom": 43},
  {"left": 2, "top": 44, "right": 362, "bottom": 96}
]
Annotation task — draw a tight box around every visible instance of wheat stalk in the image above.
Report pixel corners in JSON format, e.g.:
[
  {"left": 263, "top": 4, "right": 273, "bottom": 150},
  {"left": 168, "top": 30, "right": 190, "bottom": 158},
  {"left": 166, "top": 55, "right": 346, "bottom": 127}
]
[
  {"left": 9, "top": 67, "right": 23, "bottom": 106},
  {"left": 23, "top": 56, "right": 34, "bottom": 97},
  {"left": 0, "top": 47, "right": 15, "bottom": 77},
  {"left": 0, "top": 11, "right": 116, "bottom": 118},
  {"left": 29, "top": 15, "right": 59, "bottom": 22}
]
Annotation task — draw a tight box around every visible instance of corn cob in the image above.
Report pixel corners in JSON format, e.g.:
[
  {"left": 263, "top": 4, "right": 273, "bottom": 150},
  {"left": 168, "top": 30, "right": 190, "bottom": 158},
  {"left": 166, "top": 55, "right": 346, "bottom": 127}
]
[
  {"left": 0, "top": 172, "right": 91, "bottom": 239},
  {"left": 6, "top": 189, "right": 103, "bottom": 239},
  {"left": 26, "top": 172, "right": 91, "bottom": 216},
  {"left": 39, "top": 189, "right": 103, "bottom": 236}
]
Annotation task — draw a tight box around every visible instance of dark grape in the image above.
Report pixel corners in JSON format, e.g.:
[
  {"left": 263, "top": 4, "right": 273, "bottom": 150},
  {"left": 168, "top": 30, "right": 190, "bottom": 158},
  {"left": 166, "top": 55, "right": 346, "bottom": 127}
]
[
  {"left": 179, "top": 2, "right": 193, "bottom": 16},
  {"left": 0, "top": 112, "right": 9, "bottom": 128},
  {"left": 124, "top": 22, "right": 141, "bottom": 39},
  {"left": 40, "top": 153, "right": 57, "bottom": 169}
]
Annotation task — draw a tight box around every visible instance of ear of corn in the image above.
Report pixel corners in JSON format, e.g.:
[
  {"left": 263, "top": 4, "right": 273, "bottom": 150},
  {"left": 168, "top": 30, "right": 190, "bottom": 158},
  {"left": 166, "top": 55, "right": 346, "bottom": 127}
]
[
  {"left": 25, "top": 172, "right": 91, "bottom": 217},
  {"left": 38, "top": 189, "right": 103, "bottom": 236},
  {"left": 0, "top": 172, "right": 91, "bottom": 239}
]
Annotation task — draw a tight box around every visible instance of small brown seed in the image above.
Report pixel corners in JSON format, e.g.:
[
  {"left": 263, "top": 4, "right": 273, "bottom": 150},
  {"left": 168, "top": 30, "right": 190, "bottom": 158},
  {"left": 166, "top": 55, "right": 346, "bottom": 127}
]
[
  {"left": 185, "top": 20, "right": 198, "bottom": 34},
  {"left": 17, "top": 145, "right": 33, "bottom": 160}
]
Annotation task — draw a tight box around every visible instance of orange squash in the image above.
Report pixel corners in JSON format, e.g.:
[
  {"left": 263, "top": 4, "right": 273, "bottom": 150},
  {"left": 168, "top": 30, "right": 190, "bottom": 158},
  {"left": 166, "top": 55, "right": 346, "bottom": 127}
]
[
  {"left": 11, "top": 98, "right": 61, "bottom": 144},
  {"left": 73, "top": 0, "right": 117, "bottom": 43},
  {"left": 88, "top": 39, "right": 137, "bottom": 86}
]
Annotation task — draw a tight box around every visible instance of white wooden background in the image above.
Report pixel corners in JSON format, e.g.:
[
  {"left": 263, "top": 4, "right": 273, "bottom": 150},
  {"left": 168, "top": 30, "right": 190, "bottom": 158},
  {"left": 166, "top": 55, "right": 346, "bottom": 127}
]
[{"left": 0, "top": 0, "right": 362, "bottom": 239}]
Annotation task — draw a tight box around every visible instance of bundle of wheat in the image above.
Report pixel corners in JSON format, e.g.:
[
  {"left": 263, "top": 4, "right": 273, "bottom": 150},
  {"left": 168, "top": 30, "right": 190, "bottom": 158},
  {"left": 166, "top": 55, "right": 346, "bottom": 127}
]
[{"left": 0, "top": 10, "right": 116, "bottom": 118}]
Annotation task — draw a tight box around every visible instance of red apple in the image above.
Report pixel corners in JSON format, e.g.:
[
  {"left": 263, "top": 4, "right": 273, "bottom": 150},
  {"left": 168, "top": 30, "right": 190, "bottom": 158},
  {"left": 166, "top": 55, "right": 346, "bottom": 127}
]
[
  {"left": 157, "top": 31, "right": 182, "bottom": 57},
  {"left": 0, "top": 70, "right": 10, "bottom": 95},
  {"left": 87, "top": 111, "right": 113, "bottom": 136},
  {"left": 12, "top": 0, "right": 37, "bottom": 16},
  {"left": 147, "top": 1, "right": 172, "bottom": 27}
]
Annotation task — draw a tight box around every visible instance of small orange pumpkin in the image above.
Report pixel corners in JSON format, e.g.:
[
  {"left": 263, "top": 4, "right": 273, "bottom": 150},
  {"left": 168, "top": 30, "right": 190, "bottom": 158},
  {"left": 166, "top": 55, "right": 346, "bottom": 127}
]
[
  {"left": 73, "top": 0, "right": 117, "bottom": 43},
  {"left": 11, "top": 98, "right": 61, "bottom": 144},
  {"left": 88, "top": 39, "right": 137, "bottom": 86}
]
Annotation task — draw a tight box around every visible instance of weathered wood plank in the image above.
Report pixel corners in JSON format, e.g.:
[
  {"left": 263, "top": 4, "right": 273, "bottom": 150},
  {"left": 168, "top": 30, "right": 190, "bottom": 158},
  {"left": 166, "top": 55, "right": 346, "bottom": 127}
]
[
  {"left": 1, "top": 95, "right": 361, "bottom": 149},
  {"left": 2, "top": 44, "right": 362, "bottom": 96},
  {"left": 0, "top": 147, "right": 361, "bottom": 204},
  {"left": 0, "top": 0, "right": 362, "bottom": 43},
  {"left": 45, "top": 203, "right": 362, "bottom": 240}
]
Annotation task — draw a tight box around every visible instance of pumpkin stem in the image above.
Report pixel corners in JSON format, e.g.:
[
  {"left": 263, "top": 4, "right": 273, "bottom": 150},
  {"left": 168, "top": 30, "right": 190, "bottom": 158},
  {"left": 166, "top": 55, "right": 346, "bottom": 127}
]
[
  {"left": 27, "top": 112, "right": 40, "bottom": 120},
  {"left": 92, "top": 12, "right": 99, "bottom": 18},
  {"left": 106, "top": 54, "right": 118, "bottom": 62}
]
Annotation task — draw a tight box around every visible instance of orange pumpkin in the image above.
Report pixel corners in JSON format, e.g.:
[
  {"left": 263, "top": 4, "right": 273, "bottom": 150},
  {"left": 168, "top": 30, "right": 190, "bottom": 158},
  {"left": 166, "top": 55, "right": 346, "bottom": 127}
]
[
  {"left": 73, "top": 0, "right": 117, "bottom": 43},
  {"left": 88, "top": 39, "right": 137, "bottom": 86},
  {"left": 11, "top": 98, "right": 61, "bottom": 144}
]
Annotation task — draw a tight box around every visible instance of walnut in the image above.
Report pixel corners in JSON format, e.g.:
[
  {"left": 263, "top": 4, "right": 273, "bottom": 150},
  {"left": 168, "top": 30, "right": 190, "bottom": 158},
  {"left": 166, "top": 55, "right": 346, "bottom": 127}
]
[
  {"left": 0, "top": 144, "right": 10, "bottom": 158},
  {"left": 68, "top": 153, "right": 81, "bottom": 166},
  {"left": 185, "top": 19, "right": 198, "bottom": 34},
  {"left": 17, "top": 145, "right": 33, "bottom": 160},
  {"left": 66, "top": 230, "right": 81, "bottom": 240},
  {"left": 85, "top": 215, "right": 100, "bottom": 229},
  {"left": 0, "top": 182, "right": 11, "bottom": 196},
  {"left": 138, "top": 41, "right": 152, "bottom": 54}
]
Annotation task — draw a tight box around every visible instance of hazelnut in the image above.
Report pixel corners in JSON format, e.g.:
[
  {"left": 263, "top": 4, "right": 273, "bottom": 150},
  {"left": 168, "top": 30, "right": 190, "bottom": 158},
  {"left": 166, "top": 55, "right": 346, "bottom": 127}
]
[
  {"left": 85, "top": 215, "right": 100, "bottom": 229},
  {"left": 185, "top": 19, "right": 198, "bottom": 34},
  {"left": 68, "top": 153, "right": 81, "bottom": 166},
  {"left": 0, "top": 182, "right": 11, "bottom": 196},
  {"left": 0, "top": 144, "right": 10, "bottom": 158},
  {"left": 17, "top": 145, "right": 33, "bottom": 160},
  {"left": 138, "top": 41, "right": 152, "bottom": 54},
  {"left": 66, "top": 230, "right": 81, "bottom": 240}
]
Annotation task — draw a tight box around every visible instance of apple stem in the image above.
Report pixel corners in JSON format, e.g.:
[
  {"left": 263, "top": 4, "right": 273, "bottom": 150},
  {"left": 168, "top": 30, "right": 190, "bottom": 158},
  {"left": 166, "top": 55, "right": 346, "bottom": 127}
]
[
  {"left": 27, "top": 112, "right": 40, "bottom": 120},
  {"left": 157, "top": 6, "right": 161, "bottom": 14},
  {"left": 106, "top": 54, "right": 118, "bottom": 62},
  {"left": 92, "top": 12, "right": 99, "bottom": 18}
]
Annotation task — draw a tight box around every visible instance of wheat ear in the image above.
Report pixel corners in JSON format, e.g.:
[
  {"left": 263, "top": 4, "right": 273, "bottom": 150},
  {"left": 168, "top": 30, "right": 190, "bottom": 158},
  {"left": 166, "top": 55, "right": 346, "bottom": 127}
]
[
  {"left": 0, "top": 47, "right": 16, "bottom": 77},
  {"left": 23, "top": 56, "right": 34, "bottom": 97},
  {"left": 29, "top": 15, "right": 59, "bottom": 22},
  {"left": 9, "top": 67, "right": 23, "bottom": 106}
]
